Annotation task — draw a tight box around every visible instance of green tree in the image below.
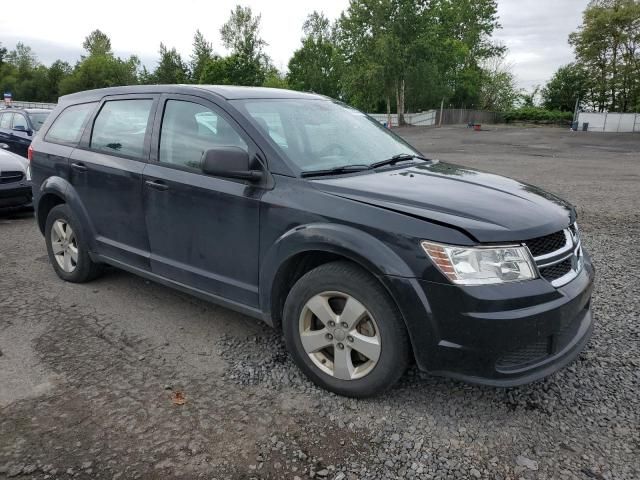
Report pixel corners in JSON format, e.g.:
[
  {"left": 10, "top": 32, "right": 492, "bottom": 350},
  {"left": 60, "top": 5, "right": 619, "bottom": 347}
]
[
  {"left": 190, "top": 30, "right": 215, "bottom": 83},
  {"left": 82, "top": 30, "right": 113, "bottom": 56},
  {"left": 151, "top": 43, "right": 189, "bottom": 84},
  {"left": 478, "top": 57, "right": 520, "bottom": 111},
  {"left": 569, "top": 0, "right": 640, "bottom": 112},
  {"left": 287, "top": 12, "right": 341, "bottom": 98},
  {"left": 542, "top": 63, "right": 589, "bottom": 111},
  {"left": 59, "top": 31, "right": 140, "bottom": 95}
]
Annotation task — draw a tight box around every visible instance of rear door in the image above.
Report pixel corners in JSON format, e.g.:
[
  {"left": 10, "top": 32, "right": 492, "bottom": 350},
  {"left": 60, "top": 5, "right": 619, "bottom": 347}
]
[
  {"left": 69, "top": 94, "right": 158, "bottom": 270},
  {"left": 9, "top": 112, "right": 32, "bottom": 157},
  {"left": 142, "top": 94, "right": 263, "bottom": 307}
]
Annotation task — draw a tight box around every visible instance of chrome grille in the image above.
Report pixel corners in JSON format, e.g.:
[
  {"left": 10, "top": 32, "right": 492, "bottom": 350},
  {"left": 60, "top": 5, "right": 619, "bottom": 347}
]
[
  {"left": 0, "top": 171, "right": 24, "bottom": 184},
  {"left": 525, "top": 223, "right": 582, "bottom": 287}
]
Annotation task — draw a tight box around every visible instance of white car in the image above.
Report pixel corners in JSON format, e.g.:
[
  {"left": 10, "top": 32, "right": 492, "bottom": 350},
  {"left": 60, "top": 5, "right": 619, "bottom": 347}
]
[{"left": 0, "top": 145, "right": 32, "bottom": 210}]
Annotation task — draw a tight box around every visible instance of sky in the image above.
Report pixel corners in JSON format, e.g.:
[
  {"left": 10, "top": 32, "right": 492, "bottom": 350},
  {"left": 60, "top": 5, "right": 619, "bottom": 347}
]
[{"left": 0, "top": 0, "right": 590, "bottom": 90}]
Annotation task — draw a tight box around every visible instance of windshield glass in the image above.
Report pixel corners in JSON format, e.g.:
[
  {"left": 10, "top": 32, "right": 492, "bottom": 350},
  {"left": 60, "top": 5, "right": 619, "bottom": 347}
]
[
  {"left": 232, "top": 99, "right": 419, "bottom": 173},
  {"left": 28, "top": 112, "right": 51, "bottom": 131}
]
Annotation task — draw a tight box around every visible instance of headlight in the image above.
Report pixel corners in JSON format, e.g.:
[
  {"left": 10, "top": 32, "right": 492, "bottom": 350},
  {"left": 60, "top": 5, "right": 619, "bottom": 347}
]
[{"left": 421, "top": 241, "right": 537, "bottom": 285}]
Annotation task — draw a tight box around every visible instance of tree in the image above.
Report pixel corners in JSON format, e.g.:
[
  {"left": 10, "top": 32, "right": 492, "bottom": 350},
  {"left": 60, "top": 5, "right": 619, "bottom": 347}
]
[
  {"left": 190, "top": 30, "right": 215, "bottom": 83},
  {"left": 152, "top": 43, "right": 189, "bottom": 84},
  {"left": 287, "top": 12, "right": 341, "bottom": 98},
  {"left": 542, "top": 63, "right": 589, "bottom": 111},
  {"left": 212, "top": 5, "right": 270, "bottom": 86},
  {"left": 82, "top": 30, "right": 113, "bottom": 56},
  {"left": 569, "top": 0, "right": 640, "bottom": 112},
  {"left": 478, "top": 57, "right": 520, "bottom": 111}
]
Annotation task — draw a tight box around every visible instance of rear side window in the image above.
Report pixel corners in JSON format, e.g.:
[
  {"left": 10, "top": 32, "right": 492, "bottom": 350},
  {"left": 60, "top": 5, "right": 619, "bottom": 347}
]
[
  {"left": 0, "top": 113, "right": 12, "bottom": 129},
  {"left": 12, "top": 114, "right": 28, "bottom": 129},
  {"left": 46, "top": 103, "right": 96, "bottom": 145},
  {"left": 91, "top": 99, "right": 153, "bottom": 158}
]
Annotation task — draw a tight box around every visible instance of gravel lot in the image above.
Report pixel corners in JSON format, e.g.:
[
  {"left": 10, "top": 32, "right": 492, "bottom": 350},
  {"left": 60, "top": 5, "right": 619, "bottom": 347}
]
[{"left": 1, "top": 125, "right": 639, "bottom": 480}]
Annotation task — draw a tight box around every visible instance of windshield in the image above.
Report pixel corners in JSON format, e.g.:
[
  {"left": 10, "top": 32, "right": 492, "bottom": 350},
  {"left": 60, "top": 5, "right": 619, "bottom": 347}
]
[
  {"left": 232, "top": 99, "right": 419, "bottom": 173},
  {"left": 28, "top": 112, "right": 51, "bottom": 131}
]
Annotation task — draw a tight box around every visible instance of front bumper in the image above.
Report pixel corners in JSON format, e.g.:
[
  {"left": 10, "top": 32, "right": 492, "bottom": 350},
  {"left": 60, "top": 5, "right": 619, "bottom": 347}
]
[
  {"left": 386, "top": 251, "right": 595, "bottom": 386},
  {"left": 0, "top": 181, "right": 33, "bottom": 209}
]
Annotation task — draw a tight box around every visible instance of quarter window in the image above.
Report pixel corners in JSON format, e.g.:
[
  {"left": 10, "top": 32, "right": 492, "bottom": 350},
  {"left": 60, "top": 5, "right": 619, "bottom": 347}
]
[
  {"left": 91, "top": 99, "right": 153, "bottom": 158},
  {"left": 46, "top": 103, "right": 97, "bottom": 144},
  {"left": 0, "top": 113, "right": 12, "bottom": 129},
  {"left": 159, "top": 100, "right": 247, "bottom": 170}
]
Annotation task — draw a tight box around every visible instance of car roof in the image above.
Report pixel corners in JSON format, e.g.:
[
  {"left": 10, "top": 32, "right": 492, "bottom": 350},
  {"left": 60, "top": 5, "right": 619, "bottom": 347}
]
[{"left": 59, "top": 84, "right": 328, "bottom": 103}]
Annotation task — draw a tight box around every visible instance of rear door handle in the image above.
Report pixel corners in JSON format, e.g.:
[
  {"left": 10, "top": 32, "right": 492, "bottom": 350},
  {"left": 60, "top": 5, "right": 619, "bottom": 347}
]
[
  {"left": 145, "top": 179, "right": 169, "bottom": 191},
  {"left": 71, "top": 162, "right": 88, "bottom": 172}
]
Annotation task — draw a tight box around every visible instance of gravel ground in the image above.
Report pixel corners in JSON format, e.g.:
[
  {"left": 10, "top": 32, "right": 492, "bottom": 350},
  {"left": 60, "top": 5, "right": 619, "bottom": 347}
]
[{"left": 1, "top": 125, "right": 639, "bottom": 479}]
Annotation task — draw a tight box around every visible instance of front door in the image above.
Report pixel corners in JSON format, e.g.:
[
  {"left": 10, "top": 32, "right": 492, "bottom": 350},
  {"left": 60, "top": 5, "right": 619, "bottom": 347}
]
[
  {"left": 143, "top": 95, "right": 263, "bottom": 307},
  {"left": 69, "top": 94, "right": 158, "bottom": 269}
]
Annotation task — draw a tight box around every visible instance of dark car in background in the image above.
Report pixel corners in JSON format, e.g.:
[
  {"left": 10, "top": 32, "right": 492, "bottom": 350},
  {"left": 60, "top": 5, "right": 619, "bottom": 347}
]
[
  {"left": 29, "top": 85, "right": 595, "bottom": 397},
  {"left": 0, "top": 147, "right": 32, "bottom": 210},
  {"left": 0, "top": 108, "right": 51, "bottom": 158}
]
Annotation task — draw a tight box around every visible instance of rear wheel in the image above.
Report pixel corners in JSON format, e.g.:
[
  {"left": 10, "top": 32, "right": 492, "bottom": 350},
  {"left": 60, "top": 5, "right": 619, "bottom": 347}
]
[
  {"left": 45, "top": 204, "right": 102, "bottom": 283},
  {"left": 283, "top": 261, "right": 410, "bottom": 397}
]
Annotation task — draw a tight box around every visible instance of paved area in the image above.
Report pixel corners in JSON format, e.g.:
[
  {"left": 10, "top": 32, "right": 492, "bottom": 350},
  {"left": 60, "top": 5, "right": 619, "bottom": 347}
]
[{"left": 1, "top": 126, "right": 639, "bottom": 479}]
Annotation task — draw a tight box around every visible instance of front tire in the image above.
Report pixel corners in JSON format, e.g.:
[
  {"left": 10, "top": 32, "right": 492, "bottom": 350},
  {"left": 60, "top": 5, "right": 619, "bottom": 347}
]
[
  {"left": 45, "top": 204, "right": 102, "bottom": 283},
  {"left": 283, "top": 261, "right": 410, "bottom": 397}
]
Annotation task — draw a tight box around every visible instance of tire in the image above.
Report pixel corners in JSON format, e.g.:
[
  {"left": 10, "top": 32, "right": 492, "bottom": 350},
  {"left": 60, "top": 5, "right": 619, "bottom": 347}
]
[
  {"left": 283, "top": 261, "right": 410, "bottom": 398},
  {"left": 45, "top": 204, "right": 103, "bottom": 283}
]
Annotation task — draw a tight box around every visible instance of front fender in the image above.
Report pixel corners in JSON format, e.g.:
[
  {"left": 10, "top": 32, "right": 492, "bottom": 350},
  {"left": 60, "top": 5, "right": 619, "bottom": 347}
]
[
  {"left": 259, "top": 223, "right": 416, "bottom": 315},
  {"left": 37, "top": 176, "right": 96, "bottom": 250}
]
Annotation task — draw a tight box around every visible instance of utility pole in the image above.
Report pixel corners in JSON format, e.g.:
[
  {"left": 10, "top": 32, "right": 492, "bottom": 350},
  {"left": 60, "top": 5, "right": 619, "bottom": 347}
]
[
  {"left": 573, "top": 96, "right": 580, "bottom": 129},
  {"left": 438, "top": 98, "right": 444, "bottom": 127}
]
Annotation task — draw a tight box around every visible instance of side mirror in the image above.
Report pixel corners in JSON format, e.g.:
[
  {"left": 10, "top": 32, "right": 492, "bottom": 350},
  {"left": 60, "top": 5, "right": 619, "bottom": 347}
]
[{"left": 201, "top": 146, "right": 263, "bottom": 182}]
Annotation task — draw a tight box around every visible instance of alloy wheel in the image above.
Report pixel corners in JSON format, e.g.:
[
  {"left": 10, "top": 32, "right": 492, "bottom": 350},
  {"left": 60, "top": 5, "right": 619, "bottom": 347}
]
[
  {"left": 50, "top": 219, "right": 78, "bottom": 273},
  {"left": 299, "top": 291, "right": 381, "bottom": 380}
]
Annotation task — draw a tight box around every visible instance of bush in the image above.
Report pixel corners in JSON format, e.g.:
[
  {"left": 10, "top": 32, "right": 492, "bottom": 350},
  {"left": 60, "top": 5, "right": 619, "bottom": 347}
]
[{"left": 502, "top": 107, "right": 573, "bottom": 125}]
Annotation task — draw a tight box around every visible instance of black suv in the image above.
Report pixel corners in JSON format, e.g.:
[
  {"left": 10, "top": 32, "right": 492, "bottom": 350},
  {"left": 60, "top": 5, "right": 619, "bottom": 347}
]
[
  {"left": 30, "top": 86, "right": 595, "bottom": 397},
  {"left": 0, "top": 108, "right": 51, "bottom": 157}
]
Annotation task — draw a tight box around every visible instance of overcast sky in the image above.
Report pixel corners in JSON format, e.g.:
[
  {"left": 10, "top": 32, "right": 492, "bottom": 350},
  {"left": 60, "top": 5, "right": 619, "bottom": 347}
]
[{"left": 0, "top": 0, "right": 589, "bottom": 90}]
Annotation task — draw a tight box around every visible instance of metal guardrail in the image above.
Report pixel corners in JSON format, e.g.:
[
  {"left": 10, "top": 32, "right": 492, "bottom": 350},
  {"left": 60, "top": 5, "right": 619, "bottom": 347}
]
[{"left": 1, "top": 101, "right": 57, "bottom": 110}]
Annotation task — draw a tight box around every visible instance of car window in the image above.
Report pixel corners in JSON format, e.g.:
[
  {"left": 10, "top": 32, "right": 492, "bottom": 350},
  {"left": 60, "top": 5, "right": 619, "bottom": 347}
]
[
  {"left": 0, "top": 113, "right": 13, "bottom": 129},
  {"left": 27, "top": 112, "right": 50, "bottom": 131},
  {"left": 46, "top": 103, "right": 97, "bottom": 144},
  {"left": 159, "top": 100, "right": 247, "bottom": 170},
  {"left": 91, "top": 99, "right": 153, "bottom": 158},
  {"left": 12, "top": 114, "right": 28, "bottom": 129}
]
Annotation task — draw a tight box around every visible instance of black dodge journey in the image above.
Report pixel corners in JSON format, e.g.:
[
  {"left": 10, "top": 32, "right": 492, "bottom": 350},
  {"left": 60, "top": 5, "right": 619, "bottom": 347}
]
[{"left": 30, "top": 85, "right": 595, "bottom": 397}]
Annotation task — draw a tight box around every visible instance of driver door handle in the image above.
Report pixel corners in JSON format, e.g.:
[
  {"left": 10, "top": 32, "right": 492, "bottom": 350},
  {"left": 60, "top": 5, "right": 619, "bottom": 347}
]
[
  {"left": 145, "top": 179, "right": 169, "bottom": 191},
  {"left": 71, "top": 162, "right": 88, "bottom": 172}
]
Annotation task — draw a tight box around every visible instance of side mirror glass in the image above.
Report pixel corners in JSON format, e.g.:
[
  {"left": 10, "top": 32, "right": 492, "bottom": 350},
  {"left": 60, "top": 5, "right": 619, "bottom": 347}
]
[{"left": 201, "top": 146, "right": 262, "bottom": 182}]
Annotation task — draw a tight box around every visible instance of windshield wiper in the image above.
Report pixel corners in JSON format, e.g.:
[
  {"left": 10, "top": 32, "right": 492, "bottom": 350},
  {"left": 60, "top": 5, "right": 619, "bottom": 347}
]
[
  {"left": 370, "top": 153, "right": 430, "bottom": 169},
  {"left": 301, "top": 164, "right": 371, "bottom": 178}
]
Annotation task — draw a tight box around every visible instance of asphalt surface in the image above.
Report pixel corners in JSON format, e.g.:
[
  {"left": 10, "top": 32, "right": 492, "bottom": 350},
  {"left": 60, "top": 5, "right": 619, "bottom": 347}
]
[{"left": 1, "top": 125, "right": 639, "bottom": 479}]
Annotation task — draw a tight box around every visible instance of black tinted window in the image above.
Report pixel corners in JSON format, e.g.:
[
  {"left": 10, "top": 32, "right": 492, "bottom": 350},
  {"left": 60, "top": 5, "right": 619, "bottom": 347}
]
[
  {"left": 91, "top": 99, "right": 153, "bottom": 158},
  {"left": 159, "top": 100, "right": 247, "bottom": 169},
  {"left": 28, "top": 112, "right": 50, "bottom": 131},
  {"left": 46, "top": 103, "right": 96, "bottom": 144}
]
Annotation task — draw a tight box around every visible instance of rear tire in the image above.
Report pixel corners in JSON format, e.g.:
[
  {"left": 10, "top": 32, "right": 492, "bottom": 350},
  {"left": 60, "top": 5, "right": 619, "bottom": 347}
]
[
  {"left": 45, "top": 204, "right": 103, "bottom": 283},
  {"left": 283, "top": 261, "right": 410, "bottom": 398}
]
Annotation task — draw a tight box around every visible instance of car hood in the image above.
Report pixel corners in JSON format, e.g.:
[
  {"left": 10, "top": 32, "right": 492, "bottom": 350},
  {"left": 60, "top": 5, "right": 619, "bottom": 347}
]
[
  {"left": 311, "top": 161, "right": 575, "bottom": 243},
  {"left": 0, "top": 149, "right": 28, "bottom": 173}
]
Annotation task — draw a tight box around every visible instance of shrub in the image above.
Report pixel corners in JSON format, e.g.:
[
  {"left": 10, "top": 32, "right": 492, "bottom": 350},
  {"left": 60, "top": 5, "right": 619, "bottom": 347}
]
[{"left": 502, "top": 107, "right": 573, "bottom": 125}]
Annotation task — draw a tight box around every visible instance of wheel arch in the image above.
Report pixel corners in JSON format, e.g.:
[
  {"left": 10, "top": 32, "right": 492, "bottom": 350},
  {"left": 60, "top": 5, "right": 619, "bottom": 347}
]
[{"left": 260, "top": 223, "right": 415, "bottom": 332}]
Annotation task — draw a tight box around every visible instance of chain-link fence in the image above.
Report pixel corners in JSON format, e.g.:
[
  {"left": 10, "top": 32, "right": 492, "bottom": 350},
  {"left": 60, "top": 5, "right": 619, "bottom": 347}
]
[{"left": 577, "top": 112, "right": 640, "bottom": 132}]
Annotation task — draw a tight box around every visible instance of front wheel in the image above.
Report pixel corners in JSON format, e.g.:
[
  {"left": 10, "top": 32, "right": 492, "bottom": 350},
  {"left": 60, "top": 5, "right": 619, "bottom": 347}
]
[{"left": 283, "top": 261, "right": 410, "bottom": 397}]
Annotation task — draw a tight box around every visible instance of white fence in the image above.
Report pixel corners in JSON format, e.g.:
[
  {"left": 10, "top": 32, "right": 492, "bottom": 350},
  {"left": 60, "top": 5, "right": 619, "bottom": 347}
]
[
  {"left": 368, "top": 110, "right": 437, "bottom": 127},
  {"left": 577, "top": 112, "right": 640, "bottom": 133}
]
